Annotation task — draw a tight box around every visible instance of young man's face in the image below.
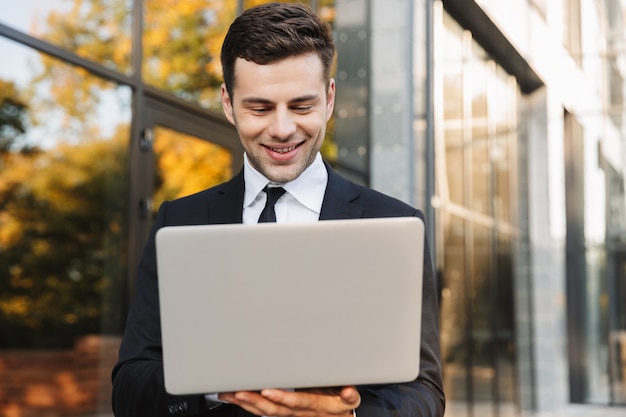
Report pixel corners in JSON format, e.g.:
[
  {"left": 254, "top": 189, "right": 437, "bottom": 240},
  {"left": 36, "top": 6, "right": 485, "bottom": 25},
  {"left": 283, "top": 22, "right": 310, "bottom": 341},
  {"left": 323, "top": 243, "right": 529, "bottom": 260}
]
[{"left": 221, "top": 52, "right": 335, "bottom": 183}]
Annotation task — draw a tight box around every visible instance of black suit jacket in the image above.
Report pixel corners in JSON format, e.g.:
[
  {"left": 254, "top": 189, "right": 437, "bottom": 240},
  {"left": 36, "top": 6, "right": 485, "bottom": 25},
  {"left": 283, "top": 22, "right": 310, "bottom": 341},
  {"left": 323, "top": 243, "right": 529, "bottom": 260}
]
[{"left": 112, "top": 163, "right": 445, "bottom": 417}]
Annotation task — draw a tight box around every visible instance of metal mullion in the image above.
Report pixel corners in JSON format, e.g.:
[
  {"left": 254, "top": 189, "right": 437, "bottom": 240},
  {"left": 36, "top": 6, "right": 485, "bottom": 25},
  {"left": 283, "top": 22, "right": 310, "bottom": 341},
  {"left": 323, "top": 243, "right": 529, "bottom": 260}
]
[
  {"left": 143, "top": 85, "right": 231, "bottom": 128},
  {"left": 432, "top": 0, "right": 446, "bottom": 269},
  {"left": 425, "top": 0, "right": 436, "bottom": 264},
  {"left": 0, "top": 22, "right": 134, "bottom": 87},
  {"left": 126, "top": 0, "right": 147, "bottom": 302},
  {"left": 462, "top": 27, "right": 476, "bottom": 417}
]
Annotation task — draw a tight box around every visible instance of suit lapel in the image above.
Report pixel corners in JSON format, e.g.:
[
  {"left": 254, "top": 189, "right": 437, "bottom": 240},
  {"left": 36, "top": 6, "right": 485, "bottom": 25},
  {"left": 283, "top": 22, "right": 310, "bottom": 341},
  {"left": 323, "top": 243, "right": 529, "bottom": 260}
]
[
  {"left": 319, "top": 162, "right": 364, "bottom": 220},
  {"left": 207, "top": 170, "right": 245, "bottom": 224},
  {"left": 208, "top": 163, "right": 363, "bottom": 223}
]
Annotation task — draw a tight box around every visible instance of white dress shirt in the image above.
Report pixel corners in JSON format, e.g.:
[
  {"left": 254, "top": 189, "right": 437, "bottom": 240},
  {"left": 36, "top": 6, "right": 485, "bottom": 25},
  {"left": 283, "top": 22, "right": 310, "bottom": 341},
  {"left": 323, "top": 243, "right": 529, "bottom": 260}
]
[{"left": 242, "top": 152, "right": 328, "bottom": 224}]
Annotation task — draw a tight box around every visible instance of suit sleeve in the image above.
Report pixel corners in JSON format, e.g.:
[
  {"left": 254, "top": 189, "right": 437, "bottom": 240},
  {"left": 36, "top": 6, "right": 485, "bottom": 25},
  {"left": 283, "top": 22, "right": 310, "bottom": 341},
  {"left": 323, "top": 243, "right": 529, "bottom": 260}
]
[
  {"left": 356, "top": 214, "right": 445, "bottom": 417},
  {"left": 111, "top": 202, "right": 212, "bottom": 416}
]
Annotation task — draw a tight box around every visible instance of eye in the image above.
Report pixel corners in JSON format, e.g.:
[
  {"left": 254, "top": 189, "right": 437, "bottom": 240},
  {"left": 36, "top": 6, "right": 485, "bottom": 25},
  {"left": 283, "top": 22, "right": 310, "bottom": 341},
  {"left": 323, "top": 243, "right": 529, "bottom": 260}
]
[
  {"left": 250, "top": 107, "right": 271, "bottom": 114},
  {"left": 292, "top": 105, "right": 313, "bottom": 113}
]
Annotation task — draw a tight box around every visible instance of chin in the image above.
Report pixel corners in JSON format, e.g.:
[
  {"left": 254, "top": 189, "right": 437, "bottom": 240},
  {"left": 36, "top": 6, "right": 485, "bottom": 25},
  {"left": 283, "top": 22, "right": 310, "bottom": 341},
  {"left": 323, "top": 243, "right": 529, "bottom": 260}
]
[{"left": 265, "top": 168, "right": 301, "bottom": 184}]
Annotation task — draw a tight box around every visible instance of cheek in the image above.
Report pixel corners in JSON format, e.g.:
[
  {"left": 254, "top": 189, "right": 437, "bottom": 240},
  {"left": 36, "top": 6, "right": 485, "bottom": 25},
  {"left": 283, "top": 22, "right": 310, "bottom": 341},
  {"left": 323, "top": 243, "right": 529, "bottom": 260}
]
[
  {"left": 304, "top": 115, "right": 328, "bottom": 137},
  {"left": 234, "top": 114, "right": 265, "bottom": 140}
]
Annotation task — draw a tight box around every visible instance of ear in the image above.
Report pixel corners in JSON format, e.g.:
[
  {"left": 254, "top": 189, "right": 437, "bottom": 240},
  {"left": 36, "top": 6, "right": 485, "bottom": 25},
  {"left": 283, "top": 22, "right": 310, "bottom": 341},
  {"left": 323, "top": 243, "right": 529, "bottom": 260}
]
[
  {"left": 326, "top": 78, "right": 336, "bottom": 121},
  {"left": 221, "top": 83, "right": 235, "bottom": 125}
]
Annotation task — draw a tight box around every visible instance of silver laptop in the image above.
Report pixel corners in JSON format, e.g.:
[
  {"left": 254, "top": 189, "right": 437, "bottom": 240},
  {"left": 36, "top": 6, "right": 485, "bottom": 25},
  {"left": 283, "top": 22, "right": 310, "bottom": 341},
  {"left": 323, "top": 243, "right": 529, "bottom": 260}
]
[{"left": 156, "top": 217, "right": 424, "bottom": 395}]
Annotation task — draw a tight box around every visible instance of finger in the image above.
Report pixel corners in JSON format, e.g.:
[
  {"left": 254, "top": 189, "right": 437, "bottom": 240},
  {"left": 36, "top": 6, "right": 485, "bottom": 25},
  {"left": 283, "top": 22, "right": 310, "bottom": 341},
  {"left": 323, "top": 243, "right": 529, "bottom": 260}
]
[
  {"left": 217, "top": 392, "right": 234, "bottom": 402},
  {"left": 339, "top": 386, "right": 361, "bottom": 408},
  {"left": 261, "top": 388, "right": 312, "bottom": 409},
  {"left": 225, "top": 391, "right": 292, "bottom": 417},
  {"left": 261, "top": 387, "right": 359, "bottom": 415}
]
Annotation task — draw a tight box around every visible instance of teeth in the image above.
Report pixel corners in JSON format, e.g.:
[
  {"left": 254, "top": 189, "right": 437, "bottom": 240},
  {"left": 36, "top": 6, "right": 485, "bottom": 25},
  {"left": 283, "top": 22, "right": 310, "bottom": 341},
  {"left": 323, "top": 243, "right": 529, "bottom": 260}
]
[{"left": 271, "top": 145, "right": 298, "bottom": 153}]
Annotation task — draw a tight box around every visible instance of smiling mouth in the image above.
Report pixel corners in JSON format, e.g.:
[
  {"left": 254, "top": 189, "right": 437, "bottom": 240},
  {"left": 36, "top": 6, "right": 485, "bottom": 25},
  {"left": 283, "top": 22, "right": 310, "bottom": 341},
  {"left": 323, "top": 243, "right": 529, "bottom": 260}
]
[{"left": 266, "top": 143, "right": 300, "bottom": 154}]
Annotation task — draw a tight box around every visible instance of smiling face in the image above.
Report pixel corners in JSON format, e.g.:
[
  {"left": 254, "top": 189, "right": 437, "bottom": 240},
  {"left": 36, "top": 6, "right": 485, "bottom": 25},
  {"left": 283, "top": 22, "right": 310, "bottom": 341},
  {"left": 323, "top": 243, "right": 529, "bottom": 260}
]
[{"left": 221, "top": 53, "right": 335, "bottom": 183}]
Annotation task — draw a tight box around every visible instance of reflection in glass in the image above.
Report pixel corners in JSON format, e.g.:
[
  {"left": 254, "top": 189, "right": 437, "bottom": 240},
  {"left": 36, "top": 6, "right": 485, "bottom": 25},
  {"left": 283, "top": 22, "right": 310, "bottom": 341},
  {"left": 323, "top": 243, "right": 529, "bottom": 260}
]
[
  {"left": 496, "top": 235, "right": 516, "bottom": 406},
  {"left": 444, "top": 127, "right": 464, "bottom": 206},
  {"left": 440, "top": 214, "right": 468, "bottom": 406},
  {"left": 142, "top": 1, "right": 236, "bottom": 111},
  {"left": 0, "top": 40, "right": 130, "bottom": 416},
  {"left": 610, "top": 252, "right": 626, "bottom": 403},
  {"left": 152, "top": 125, "right": 233, "bottom": 214},
  {"left": 493, "top": 131, "right": 512, "bottom": 224},
  {"left": 471, "top": 135, "right": 490, "bottom": 215},
  {"left": 436, "top": 9, "right": 520, "bottom": 415},
  {"left": 586, "top": 246, "right": 610, "bottom": 403},
  {"left": 0, "top": 0, "right": 133, "bottom": 75},
  {"left": 470, "top": 224, "right": 495, "bottom": 415}
]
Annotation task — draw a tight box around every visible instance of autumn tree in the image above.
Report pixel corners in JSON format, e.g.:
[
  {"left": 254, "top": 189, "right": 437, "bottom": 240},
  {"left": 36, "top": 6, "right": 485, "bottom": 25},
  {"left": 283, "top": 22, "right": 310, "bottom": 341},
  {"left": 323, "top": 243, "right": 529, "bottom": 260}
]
[
  {"left": 0, "top": 0, "right": 238, "bottom": 347},
  {"left": 0, "top": 80, "right": 29, "bottom": 154},
  {"left": 1, "top": 0, "right": 339, "bottom": 347},
  {"left": 0, "top": 125, "right": 130, "bottom": 347},
  {"left": 36, "top": 0, "right": 235, "bottom": 114}
]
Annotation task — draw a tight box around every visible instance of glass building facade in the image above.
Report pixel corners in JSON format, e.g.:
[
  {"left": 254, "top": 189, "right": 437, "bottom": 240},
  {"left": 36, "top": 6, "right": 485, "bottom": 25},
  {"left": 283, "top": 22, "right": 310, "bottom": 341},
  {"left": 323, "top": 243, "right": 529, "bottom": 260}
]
[
  {"left": 434, "top": 11, "right": 520, "bottom": 416},
  {"left": 0, "top": 1, "right": 625, "bottom": 416}
]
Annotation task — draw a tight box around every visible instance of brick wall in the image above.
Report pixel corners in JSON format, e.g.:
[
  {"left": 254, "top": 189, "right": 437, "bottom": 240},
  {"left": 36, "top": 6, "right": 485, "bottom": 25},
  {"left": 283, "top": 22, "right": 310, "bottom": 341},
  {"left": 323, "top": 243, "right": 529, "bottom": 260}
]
[{"left": 0, "top": 335, "right": 121, "bottom": 417}]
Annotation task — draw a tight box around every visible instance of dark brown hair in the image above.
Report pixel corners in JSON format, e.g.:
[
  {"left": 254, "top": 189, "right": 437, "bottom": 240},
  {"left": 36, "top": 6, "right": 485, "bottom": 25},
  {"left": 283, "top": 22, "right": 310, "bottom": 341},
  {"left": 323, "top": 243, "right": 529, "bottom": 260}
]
[{"left": 220, "top": 2, "right": 336, "bottom": 98}]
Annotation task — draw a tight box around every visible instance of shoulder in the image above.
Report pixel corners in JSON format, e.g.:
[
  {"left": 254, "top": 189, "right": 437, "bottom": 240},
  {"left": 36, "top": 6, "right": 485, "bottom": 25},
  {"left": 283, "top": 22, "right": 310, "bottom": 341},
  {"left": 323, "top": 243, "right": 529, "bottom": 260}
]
[
  {"left": 325, "top": 163, "right": 424, "bottom": 219},
  {"left": 157, "top": 171, "right": 244, "bottom": 226},
  {"left": 165, "top": 183, "right": 224, "bottom": 208},
  {"left": 354, "top": 183, "right": 424, "bottom": 219}
]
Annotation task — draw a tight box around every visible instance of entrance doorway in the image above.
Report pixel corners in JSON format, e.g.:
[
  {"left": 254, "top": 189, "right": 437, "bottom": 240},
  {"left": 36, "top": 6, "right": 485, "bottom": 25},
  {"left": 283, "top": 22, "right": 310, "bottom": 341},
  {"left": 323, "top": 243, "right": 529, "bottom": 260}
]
[{"left": 126, "top": 90, "right": 242, "bottom": 298}]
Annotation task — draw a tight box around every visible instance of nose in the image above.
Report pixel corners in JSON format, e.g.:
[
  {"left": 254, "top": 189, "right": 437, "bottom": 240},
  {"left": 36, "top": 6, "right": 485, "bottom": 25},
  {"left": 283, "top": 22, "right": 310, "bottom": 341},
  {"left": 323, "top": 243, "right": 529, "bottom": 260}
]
[{"left": 267, "top": 107, "right": 297, "bottom": 140}]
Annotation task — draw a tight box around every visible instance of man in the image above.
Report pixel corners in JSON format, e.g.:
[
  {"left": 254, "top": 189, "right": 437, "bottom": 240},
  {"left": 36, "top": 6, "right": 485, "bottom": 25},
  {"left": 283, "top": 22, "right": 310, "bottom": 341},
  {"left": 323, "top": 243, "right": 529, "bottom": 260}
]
[{"left": 112, "top": 3, "right": 445, "bottom": 417}]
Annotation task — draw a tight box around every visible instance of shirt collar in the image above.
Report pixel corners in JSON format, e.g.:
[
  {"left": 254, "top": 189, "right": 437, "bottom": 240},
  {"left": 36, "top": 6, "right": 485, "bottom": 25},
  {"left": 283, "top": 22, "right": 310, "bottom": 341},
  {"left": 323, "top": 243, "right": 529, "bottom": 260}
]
[{"left": 243, "top": 153, "right": 328, "bottom": 214}]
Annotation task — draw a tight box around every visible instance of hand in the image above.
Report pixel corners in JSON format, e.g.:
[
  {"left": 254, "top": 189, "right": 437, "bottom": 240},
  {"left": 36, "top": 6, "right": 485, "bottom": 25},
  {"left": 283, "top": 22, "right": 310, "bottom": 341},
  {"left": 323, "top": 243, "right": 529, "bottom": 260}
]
[{"left": 218, "top": 386, "right": 361, "bottom": 417}]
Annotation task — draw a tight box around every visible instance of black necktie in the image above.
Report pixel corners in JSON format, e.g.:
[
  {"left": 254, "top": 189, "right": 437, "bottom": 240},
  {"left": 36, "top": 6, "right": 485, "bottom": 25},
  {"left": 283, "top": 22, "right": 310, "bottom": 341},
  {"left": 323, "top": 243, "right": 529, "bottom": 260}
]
[{"left": 258, "top": 186, "right": 286, "bottom": 223}]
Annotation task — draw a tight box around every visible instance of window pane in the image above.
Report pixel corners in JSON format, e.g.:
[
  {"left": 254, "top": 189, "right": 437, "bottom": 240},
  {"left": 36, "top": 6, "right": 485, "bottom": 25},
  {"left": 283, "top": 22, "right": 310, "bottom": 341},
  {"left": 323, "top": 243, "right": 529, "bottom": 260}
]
[
  {"left": 586, "top": 246, "right": 611, "bottom": 403},
  {"left": 468, "top": 49, "right": 490, "bottom": 216},
  {"left": 563, "top": 0, "right": 582, "bottom": 66},
  {"left": 436, "top": 11, "right": 522, "bottom": 413},
  {"left": 471, "top": 135, "right": 490, "bottom": 215},
  {"left": 0, "top": 37, "right": 131, "bottom": 415},
  {"left": 493, "top": 132, "right": 511, "bottom": 223},
  {"left": 142, "top": 0, "right": 236, "bottom": 111},
  {"left": 443, "top": 71, "right": 464, "bottom": 121},
  {"left": 443, "top": 128, "right": 464, "bottom": 206},
  {"left": 442, "top": 12, "right": 465, "bottom": 122},
  {"left": 440, "top": 214, "right": 469, "bottom": 408},
  {"left": 610, "top": 252, "right": 626, "bottom": 404},
  {"left": 495, "top": 234, "right": 517, "bottom": 409},
  {"left": 471, "top": 224, "right": 495, "bottom": 413},
  {"left": 152, "top": 125, "right": 233, "bottom": 213},
  {"left": 0, "top": 0, "right": 133, "bottom": 75}
]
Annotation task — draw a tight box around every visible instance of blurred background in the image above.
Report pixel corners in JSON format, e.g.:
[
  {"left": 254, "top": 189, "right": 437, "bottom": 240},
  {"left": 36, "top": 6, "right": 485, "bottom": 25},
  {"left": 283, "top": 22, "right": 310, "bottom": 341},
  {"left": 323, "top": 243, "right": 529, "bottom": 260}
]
[{"left": 0, "top": 1, "right": 625, "bottom": 416}]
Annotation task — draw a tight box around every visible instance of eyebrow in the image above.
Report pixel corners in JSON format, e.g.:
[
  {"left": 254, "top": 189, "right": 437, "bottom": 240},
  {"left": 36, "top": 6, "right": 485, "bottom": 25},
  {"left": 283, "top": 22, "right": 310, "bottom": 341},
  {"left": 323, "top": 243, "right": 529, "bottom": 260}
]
[{"left": 241, "top": 94, "right": 320, "bottom": 105}]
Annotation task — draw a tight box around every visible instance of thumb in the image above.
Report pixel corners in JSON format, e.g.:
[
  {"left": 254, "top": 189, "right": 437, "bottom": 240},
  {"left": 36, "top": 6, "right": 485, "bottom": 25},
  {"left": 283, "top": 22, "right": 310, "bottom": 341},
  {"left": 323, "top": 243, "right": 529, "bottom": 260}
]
[{"left": 340, "top": 386, "right": 361, "bottom": 408}]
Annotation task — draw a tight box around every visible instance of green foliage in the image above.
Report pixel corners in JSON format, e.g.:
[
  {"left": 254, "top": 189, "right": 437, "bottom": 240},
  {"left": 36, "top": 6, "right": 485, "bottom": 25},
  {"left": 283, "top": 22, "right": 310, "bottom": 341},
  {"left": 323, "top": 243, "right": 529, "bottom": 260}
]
[
  {"left": 0, "top": 130, "right": 129, "bottom": 348},
  {"left": 0, "top": 80, "right": 28, "bottom": 153}
]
